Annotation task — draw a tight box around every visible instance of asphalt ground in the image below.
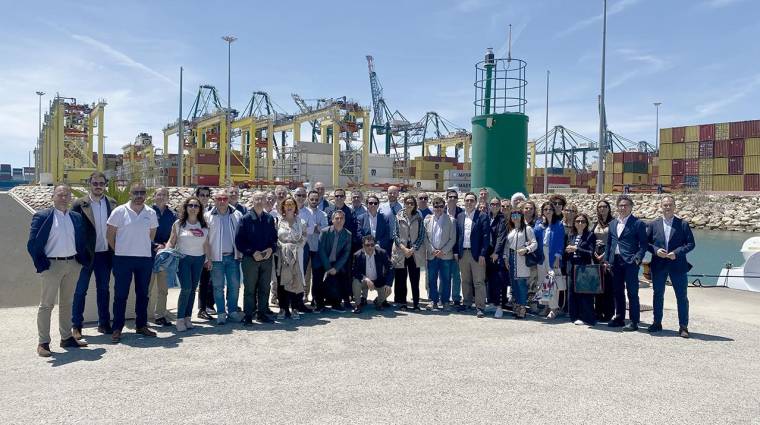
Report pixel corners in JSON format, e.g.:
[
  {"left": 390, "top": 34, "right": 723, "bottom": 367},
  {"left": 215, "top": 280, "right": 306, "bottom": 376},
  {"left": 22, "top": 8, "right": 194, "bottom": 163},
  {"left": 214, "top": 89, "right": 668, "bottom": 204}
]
[{"left": 1, "top": 284, "right": 759, "bottom": 424}]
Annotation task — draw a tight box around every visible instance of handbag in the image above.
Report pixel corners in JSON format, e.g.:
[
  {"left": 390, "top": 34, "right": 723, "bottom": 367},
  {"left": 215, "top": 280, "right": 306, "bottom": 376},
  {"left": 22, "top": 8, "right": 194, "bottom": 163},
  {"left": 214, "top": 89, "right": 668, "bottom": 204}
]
[
  {"left": 535, "top": 270, "right": 556, "bottom": 304},
  {"left": 523, "top": 228, "right": 540, "bottom": 267},
  {"left": 573, "top": 263, "right": 604, "bottom": 294}
]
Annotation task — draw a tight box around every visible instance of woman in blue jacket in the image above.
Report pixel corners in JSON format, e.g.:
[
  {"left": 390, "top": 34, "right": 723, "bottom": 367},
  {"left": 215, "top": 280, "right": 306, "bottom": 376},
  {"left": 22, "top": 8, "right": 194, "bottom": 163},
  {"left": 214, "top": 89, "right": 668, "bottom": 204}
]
[{"left": 533, "top": 201, "right": 566, "bottom": 319}]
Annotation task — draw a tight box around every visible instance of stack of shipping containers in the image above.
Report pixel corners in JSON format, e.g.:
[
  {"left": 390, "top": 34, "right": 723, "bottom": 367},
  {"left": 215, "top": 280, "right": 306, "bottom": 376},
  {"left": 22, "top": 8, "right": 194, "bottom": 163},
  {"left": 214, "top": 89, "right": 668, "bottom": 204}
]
[
  {"left": 659, "top": 119, "right": 760, "bottom": 192},
  {"left": 0, "top": 164, "right": 11, "bottom": 181},
  {"left": 603, "top": 152, "right": 655, "bottom": 192}
]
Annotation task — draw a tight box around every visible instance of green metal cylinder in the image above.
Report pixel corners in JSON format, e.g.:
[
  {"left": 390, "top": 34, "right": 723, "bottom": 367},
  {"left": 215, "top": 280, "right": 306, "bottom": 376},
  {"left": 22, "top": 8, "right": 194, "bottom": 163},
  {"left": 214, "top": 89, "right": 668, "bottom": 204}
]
[{"left": 471, "top": 112, "right": 528, "bottom": 198}]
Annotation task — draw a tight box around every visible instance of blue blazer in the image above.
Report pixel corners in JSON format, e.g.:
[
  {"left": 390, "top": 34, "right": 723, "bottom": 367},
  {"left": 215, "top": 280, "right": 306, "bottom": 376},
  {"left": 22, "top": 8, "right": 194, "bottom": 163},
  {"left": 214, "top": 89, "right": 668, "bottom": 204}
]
[
  {"left": 455, "top": 210, "right": 490, "bottom": 259},
  {"left": 533, "top": 220, "right": 565, "bottom": 267},
  {"left": 27, "top": 208, "right": 89, "bottom": 273},
  {"left": 352, "top": 247, "right": 394, "bottom": 287},
  {"left": 605, "top": 215, "right": 648, "bottom": 265},
  {"left": 356, "top": 212, "right": 393, "bottom": 255},
  {"left": 647, "top": 216, "right": 695, "bottom": 274}
]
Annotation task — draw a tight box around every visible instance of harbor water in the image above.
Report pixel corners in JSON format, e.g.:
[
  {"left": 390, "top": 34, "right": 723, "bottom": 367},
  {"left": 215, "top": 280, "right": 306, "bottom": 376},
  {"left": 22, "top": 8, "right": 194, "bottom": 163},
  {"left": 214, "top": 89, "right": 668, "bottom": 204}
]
[{"left": 685, "top": 229, "right": 750, "bottom": 285}]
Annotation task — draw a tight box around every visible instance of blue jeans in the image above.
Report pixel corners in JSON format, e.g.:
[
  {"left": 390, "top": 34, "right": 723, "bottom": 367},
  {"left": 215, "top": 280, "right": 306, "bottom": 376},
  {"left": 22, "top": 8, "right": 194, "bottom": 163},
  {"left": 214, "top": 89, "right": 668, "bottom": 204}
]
[
  {"left": 177, "top": 255, "right": 205, "bottom": 319},
  {"left": 112, "top": 255, "right": 152, "bottom": 331},
  {"left": 449, "top": 258, "right": 462, "bottom": 303},
  {"left": 72, "top": 251, "right": 112, "bottom": 328},
  {"left": 211, "top": 255, "right": 241, "bottom": 316},
  {"left": 512, "top": 278, "right": 528, "bottom": 305},
  {"left": 651, "top": 266, "right": 689, "bottom": 328},
  {"left": 427, "top": 258, "right": 452, "bottom": 304}
]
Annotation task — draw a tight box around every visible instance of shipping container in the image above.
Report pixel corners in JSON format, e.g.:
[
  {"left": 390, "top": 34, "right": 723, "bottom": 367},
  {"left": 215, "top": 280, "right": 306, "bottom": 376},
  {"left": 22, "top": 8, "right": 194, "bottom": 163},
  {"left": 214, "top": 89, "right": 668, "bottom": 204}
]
[
  {"left": 659, "top": 128, "right": 672, "bottom": 144},
  {"left": 230, "top": 165, "right": 247, "bottom": 175},
  {"left": 613, "top": 153, "right": 624, "bottom": 163},
  {"left": 699, "top": 175, "right": 713, "bottom": 192},
  {"left": 699, "top": 159, "right": 713, "bottom": 175},
  {"left": 714, "top": 140, "right": 729, "bottom": 157},
  {"left": 622, "top": 162, "right": 648, "bottom": 173},
  {"left": 195, "top": 152, "right": 219, "bottom": 165},
  {"left": 671, "top": 175, "right": 684, "bottom": 187},
  {"left": 745, "top": 138, "right": 760, "bottom": 156},
  {"left": 713, "top": 157, "right": 729, "bottom": 174},
  {"left": 730, "top": 121, "right": 747, "bottom": 139},
  {"left": 659, "top": 144, "right": 672, "bottom": 160},
  {"left": 729, "top": 139, "right": 745, "bottom": 157},
  {"left": 672, "top": 143, "right": 686, "bottom": 158},
  {"left": 193, "top": 164, "right": 219, "bottom": 175},
  {"left": 713, "top": 175, "right": 743, "bottom": 192},
  {"left": 685, "top": 142, "right": 699, "bottom": 158},
  {"left": 699, "top": 124, "right": 715, "bottom": 141},
  {"left": 744, "top": 174, "right": 760, "bottom": 191},
  {"left": 672, "top": 127, "right": 686, "bottom": 143},
  {"left": 744, "top": 156, "right": 760, "bottom": 174},
  {"left": 729, "top": 157, "right": 744, "bottom": 175},
  {"left": 748, "top": 120, "right": 760, "bottom": 137},
  {"left": 699, "top": 141, "right": 714, "bottom": 158},
  {"left": 685, "top": 125, "right": 699, "bottom": 142},
  {"left": 684, "top": 159, "right": 699, "bottom": 175},
  {"left": 715, "top": 122, "right": 729, "bottom": 140},
  {"left": 194, "top": 175, "right": 220, "bottom": 186},
  {"left": 613, "top": 174, "right": 623, "bottom": 185},
  {"left": 622, "top": 152, "right": 647, "bottom": 163},
  {"left": 659, "top": 159, "right": 672, "bottom": 175},
  {"left": 613, "top": 162, "right": 623, "bottom": 173},
  {"left": 684, "top": 175, "right": 699, "bottom": 189},
  {"left": 623, "top": 173, "right": 648, "bottom": 185},
  {"left": 672, "top": 159, "right": 685, "bottom": 176},
  {"left": 0, "top": 164, "right": 10, "bottom": 172}
]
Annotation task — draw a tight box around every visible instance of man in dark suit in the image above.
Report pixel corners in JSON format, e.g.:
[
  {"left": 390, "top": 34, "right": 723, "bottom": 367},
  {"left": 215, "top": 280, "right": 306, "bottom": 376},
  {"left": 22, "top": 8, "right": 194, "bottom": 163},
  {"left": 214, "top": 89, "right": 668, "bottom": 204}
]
[
  {"left": 455, "top": 192, "right": 491, "bottom": 317},
  {"left": 317, "top": 210, "right": 352, "bottom": 311},
  {"left": 351, "top": 235, "right": 394, "bottom": 313},
  {"left": 647, "top": 196, "right": 696, "bottom": 338},
  {"left": 71, "top": 171, "right": 117, "bottom": 338},
  {"left": 27, "top": 184, "right": 90, "bottom": 357},
  {"left": 605, "top": 195, "right": 648, "bottom": 331},
  {"left": 356, "top": 195, "right": 392, "bottom": 255}
]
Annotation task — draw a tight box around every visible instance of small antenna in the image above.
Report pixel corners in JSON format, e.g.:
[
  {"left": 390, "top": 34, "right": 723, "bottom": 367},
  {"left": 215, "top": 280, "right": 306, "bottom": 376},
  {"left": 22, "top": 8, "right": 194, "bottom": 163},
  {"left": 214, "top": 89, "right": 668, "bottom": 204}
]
[{"left": 507, "top": 24, "right": 512, "bottom": 61}]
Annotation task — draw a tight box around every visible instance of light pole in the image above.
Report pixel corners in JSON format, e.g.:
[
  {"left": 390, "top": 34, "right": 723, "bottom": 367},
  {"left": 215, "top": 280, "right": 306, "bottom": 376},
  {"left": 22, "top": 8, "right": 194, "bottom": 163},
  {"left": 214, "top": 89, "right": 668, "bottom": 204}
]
[
  {"left": 596, "top": 0, "right": 607, "bottom": 194},
  {"left": 222, "top": 35, "right": 237, "bottom": 186},
  {"left": 543, "top": 70, "right": 550, "bottom": 194},
  {"left": 654, "top": 102, "right": 662, "bottom": 150},
  {"left": 35, "top": 91, "right": 45, "bottom": 182}
]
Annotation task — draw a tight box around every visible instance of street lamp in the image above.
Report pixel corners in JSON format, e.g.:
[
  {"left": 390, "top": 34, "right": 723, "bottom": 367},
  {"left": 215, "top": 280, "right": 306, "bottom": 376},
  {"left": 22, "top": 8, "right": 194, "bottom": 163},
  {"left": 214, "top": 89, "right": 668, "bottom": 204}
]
[
  {"left": 596, "top": 0, "right": 608, "bottom": 194},
  {"left": 654, "top": 102, "right": 662, "bottom": 150},
  {"left": 35, "top": 91, "right": 45, "bottom": 182},
  {"left": 222, "top": 35, "right": 237, "bottom": 185}
]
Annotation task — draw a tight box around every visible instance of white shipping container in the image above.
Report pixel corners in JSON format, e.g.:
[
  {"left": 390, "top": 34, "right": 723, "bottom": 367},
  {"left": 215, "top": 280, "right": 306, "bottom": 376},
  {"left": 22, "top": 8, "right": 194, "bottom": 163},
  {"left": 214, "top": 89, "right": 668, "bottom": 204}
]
[
  {"left": 409, "top": 179, "right": 437, "bottom": 191},
  {"left": 444, "top": 170, "right": 471, "bottom": 179},
  {"left": 368, "top": 154, "right": 394, "bottom": 169},
  {"left": 369, "top": 167, "right": 393, "bottom": 179},
  {"left": 443, "top": 180, "right": 471, "bottom": 191},
  {"left": 302, "top": 153, "right": 333, "bottom": 166}
]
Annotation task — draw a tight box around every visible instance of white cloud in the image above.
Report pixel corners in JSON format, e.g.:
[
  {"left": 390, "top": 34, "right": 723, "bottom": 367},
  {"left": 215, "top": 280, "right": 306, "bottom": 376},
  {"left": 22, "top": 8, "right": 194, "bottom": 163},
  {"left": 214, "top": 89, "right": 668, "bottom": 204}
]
[
  {"left": 695, "top": 73, "right": 760, "bottom": 116},
  {"left": 556, "top": 0, "right": 641, "bottom": 37},
  {"left": 608, "top": 48, "right": 669, "bottom": 89},
  {"left": 702, "top": 0, "right": 746, "bottom": 8}
]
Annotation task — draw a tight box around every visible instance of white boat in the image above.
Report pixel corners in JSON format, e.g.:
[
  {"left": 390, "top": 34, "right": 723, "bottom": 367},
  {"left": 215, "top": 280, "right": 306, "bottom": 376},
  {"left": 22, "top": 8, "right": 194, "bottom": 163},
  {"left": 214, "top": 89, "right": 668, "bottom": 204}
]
[{"left": 718, "top": 237, "right": 760, "bottom": 292}]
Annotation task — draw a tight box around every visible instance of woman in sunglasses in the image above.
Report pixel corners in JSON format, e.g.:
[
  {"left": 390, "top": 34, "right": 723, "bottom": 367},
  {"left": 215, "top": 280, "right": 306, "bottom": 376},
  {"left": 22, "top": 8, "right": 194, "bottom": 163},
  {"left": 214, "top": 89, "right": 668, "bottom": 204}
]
[
  {"left": 565, "top": 212, "right": 597, "bottom": 326},
  {"left": 165, "top": 196, "right": 211, "bottom": 332},
  {"left": 275, "top": 195, "right": 308, "bottom": 320},
  {"left": 533, "top": 201, "right": 566, "bottom": 319},
  {"left": 486, "top": 197, "right": 508, "bottom": 318},
  {"left": 592, "top": 199, "right": 615, "bottom": 322},
  {"left": 391, "top": 194, "right": 425, "bottom": 310},
  {"left": 506, "top": 204, "right": 537, "bottom": 319}
]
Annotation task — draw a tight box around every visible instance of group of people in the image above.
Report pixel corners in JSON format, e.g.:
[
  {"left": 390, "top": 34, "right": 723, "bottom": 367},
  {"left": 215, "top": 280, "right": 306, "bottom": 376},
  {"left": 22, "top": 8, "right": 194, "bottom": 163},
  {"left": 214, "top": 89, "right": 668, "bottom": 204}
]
[{"left": 28, "top": 173, "right": 696, "bottom": 358}]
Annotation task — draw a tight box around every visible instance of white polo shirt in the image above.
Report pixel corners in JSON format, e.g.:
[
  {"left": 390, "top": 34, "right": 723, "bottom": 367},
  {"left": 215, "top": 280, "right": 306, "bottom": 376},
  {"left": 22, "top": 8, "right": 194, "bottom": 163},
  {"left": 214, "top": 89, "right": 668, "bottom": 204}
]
[{"left": 107, "top": 202, "right": 159, "bottom": 257}]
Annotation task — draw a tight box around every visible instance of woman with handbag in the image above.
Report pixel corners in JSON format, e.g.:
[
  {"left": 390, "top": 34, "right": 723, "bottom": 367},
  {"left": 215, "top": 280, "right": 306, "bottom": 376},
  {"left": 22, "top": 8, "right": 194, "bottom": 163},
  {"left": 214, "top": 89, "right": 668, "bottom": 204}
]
[
  {"left": 506, "top": 205, "right": 538, "bottom": 319},
  {"left": 392, "top": 194, "right": 426, "bottom": 310},
  {"left": 275, "top": 196, "right": 308, "bottom": 320},
  {"left": 592, "top": 199, "right": 615, "bottom": 322},
  {"left": 533, "top": 201, "right": 566, "bottom": 319},
  {"left": 565, "top": 212, "right": 598, "bottom": 326}
]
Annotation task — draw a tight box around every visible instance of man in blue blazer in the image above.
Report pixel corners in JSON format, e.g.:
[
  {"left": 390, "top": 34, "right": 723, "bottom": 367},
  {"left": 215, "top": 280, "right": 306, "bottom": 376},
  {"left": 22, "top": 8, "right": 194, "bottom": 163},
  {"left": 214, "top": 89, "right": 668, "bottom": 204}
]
[
  {"left": 455, "top": 192, "right": 491, "bottom": 317},
  {"left": 356, "top": 195, "right": 393, "bottom": 256},
  {"left": 647, "top": 196, "right": 695, "bottom": 338},
  {"left": 605, "top": 195, "right": 648, "bottom": 331},
  {"left": 27, "top": 184, "right": 90, "bottom": 357},
  {"left": 351, "top": 235, "right": 394, "bottom": 313}
]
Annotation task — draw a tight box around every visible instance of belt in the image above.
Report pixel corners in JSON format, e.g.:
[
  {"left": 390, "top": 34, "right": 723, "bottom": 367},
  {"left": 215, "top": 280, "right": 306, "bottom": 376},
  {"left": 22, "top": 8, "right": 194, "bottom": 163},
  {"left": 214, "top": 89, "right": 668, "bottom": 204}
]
[
  {"left": 222, "top": 252, "right": 234, "bottom": 256},
  {"left": 48, "top": 256, "right": 75, "bottom": 260}
]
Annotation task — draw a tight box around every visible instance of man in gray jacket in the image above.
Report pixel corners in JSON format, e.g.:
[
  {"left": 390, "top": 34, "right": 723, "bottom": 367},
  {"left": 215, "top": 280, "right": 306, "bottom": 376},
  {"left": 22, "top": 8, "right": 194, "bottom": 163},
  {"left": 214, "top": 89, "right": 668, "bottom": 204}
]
[{"left": 423, "top": 196, "right": 456, "bottom": 310}]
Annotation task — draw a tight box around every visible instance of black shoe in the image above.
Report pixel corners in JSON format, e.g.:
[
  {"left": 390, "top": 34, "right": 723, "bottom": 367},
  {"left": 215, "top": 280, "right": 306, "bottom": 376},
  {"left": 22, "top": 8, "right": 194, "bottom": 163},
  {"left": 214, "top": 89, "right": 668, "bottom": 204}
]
[
  {"left": 352, "top": 307, "right": 362, "bottom": 314},
  {"left": 456, "top": 305, "right": 467, "bottom": 312},
  {"left": 360, "top": 297, "right": 367, "bottom": 307},
  {"left": 97, "top": 325, "right": 113, "bottom": 334},
  {"left": 398, "top": 304, "right": 408, "bottom": 310},
  {"left": 198, "top": 310, "right": 212, "bottom": 320},
  {"left": 343, "top": 301, "right": 353, "bottom": 310},
  {"left": 647, "top": 323, "right": 663, "bottom": 333},
  {"left": 256, "top": 313, "right": 274, "bottom": 323},
  {"left": 679, "top": 327, "right": 690, "bottom": 338},
  {"left": 310, "top": 300, "right": 316, "bottom": 308},
  {"left": 243, "top": 316, "right": 254, "bottom": 327},
  {"left": 155, "top": 317, "right": 173, "bottom": 327},
  {"left": 297, "top": 305, "right": 314, "bottom": 313},
  {"left": 607, "top": 318, "right": 625, "bottom": 328},
  {"left": 453, "top": 300, "right": 462, "bottom": 306},
  {"left": 265, "top": 308, "right": 276, "bottom": 315},
  {"left": 333, "top": 304, "right": 345, "bottom": 312},
  {"left": 622, "top": 323, "right": 639, "bottom": 332},
  {"left": 412, "top": 305, "right": 421, "bottom": 311},
  {"left": 381, "top": 301, "right": 391, "bottom": 308}
]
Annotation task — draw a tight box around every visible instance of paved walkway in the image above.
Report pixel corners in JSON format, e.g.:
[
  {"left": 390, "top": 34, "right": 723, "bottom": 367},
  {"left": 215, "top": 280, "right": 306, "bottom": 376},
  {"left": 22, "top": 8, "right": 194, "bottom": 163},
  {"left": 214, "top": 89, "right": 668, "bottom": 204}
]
[{"left": 1, "top": 284, "right": 758, "bottom": 424}]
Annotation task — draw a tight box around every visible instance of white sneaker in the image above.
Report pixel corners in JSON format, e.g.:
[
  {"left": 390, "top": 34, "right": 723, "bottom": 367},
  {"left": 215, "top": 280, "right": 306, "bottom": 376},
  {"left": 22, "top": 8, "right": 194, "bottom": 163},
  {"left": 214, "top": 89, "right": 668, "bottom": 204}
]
[
  {"left": 292, "top": 310, "right": 300, "bottom": 320},
  {"left": 216, "top": 313, "right": 227, "bottom": 325},
  {"left": 176, "top": 320, "right": 187, "bottom": 332},
  {"left": 495, "top": 307, "right": 504, "bottom": 318},
  {"left": 277, "top": 311, "right": 287, "bottom": 320},
  {"left": 184, "top": 317, "right": 194, "bottom": 329},
  {"left": 547, "top": 310, "right": 557, "bottom": 320},
  {"left": 574, "top": 319, "right": 585, "bottom": 326},
  {"left": 206, "top": 307, "right": 216, "bottom": 315}
]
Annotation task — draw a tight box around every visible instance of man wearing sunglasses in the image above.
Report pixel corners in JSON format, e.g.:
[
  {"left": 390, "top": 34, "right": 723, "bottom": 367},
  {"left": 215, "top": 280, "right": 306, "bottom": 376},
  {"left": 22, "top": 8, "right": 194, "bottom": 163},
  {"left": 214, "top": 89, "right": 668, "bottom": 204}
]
[
  {"left": 205, "top": 189, "right": 244, "bottom": 325},
  {"left": 325, "top": 188, "right": 357, "bottom": 244},
  {"left": 350, "top": 190, "right": 367, "bottom": 220},
  {"left": 417, "top": 192, "right": 432, "bottom": 219},
  {"left": 304, "top": 190, "right": 328, "bottom": 307},
  {"left": 351, "top": 235, "right": 393, "bottom": 313},
  {"left": 356, "top": 194, "right": 393, "bottom": 306},
  {"left": 445, "top": 189, "right": 464, "bottom": 306},
  {"left": 423, "top": 196, "right": 456, "bottom": 310},
  {"left": 70, "top": 171, "right": 117, "bottom": 339},
  {"left": 106, "top": 182, "right": 159, "bottom": 343},
  {"left": 455, "top": 192, "right": 490, "bottom": 317}
]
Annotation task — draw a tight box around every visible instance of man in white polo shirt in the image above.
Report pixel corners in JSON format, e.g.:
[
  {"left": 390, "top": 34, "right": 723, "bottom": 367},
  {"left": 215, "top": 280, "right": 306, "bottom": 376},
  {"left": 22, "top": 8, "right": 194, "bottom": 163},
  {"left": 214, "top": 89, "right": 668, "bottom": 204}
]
[{"left": 106, "top": 182, "right": 159, "bottom": 343}]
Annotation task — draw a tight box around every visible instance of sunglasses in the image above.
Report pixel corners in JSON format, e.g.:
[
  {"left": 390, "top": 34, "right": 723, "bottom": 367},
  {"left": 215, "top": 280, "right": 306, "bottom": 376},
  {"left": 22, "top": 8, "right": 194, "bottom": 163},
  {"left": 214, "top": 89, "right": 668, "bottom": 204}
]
[
  {"left": 405, "top": 201, "right": 415, "bottom": 205},
  {"left": 447, "top": 195, "right": 458, "bottom": 199},
  {"left": 368, "top": 201, "right": 379, "bottom": 205},
  {"left": 352, "top": 195, "right": 361, "bottom": 199},
  {"left": 364, "top": 243, "right": 375, "bottom": 247},
  {"left": 575, "top": 219, "right": 587, "bottom": 223},
  {"left": 464, "top": 199, "right": 476, "bottom": 203},
  {"left": 187, "top": 204, "right": 201, "bottom": 209},
  {"left": 433, "top": 204, "right": 444, "bottom": 208},
  {"left": 418, "top": 197, "right": 428, "bottom": 201},
  {"left": 490, "top": 202, "right": 500, "bottom": 206},
  {"left": 295, "top": 194, "right": 306, "bottom": 197},
  {"left": 91, "top": 181, "right": 106, "bottom": 187},
  {"left": 335, "top": 194, "right": 345, "bottom": 198},
  {"left": 132, "top": 191, "right": 146, "bottom": 196}
]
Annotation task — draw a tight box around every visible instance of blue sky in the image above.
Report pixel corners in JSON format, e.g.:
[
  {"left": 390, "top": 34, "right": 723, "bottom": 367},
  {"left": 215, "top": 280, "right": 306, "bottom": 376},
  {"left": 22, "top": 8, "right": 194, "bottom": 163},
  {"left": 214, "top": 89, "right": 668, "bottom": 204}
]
[{"left": 2, "top": 0, "right": 759, "bottom": 168}]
